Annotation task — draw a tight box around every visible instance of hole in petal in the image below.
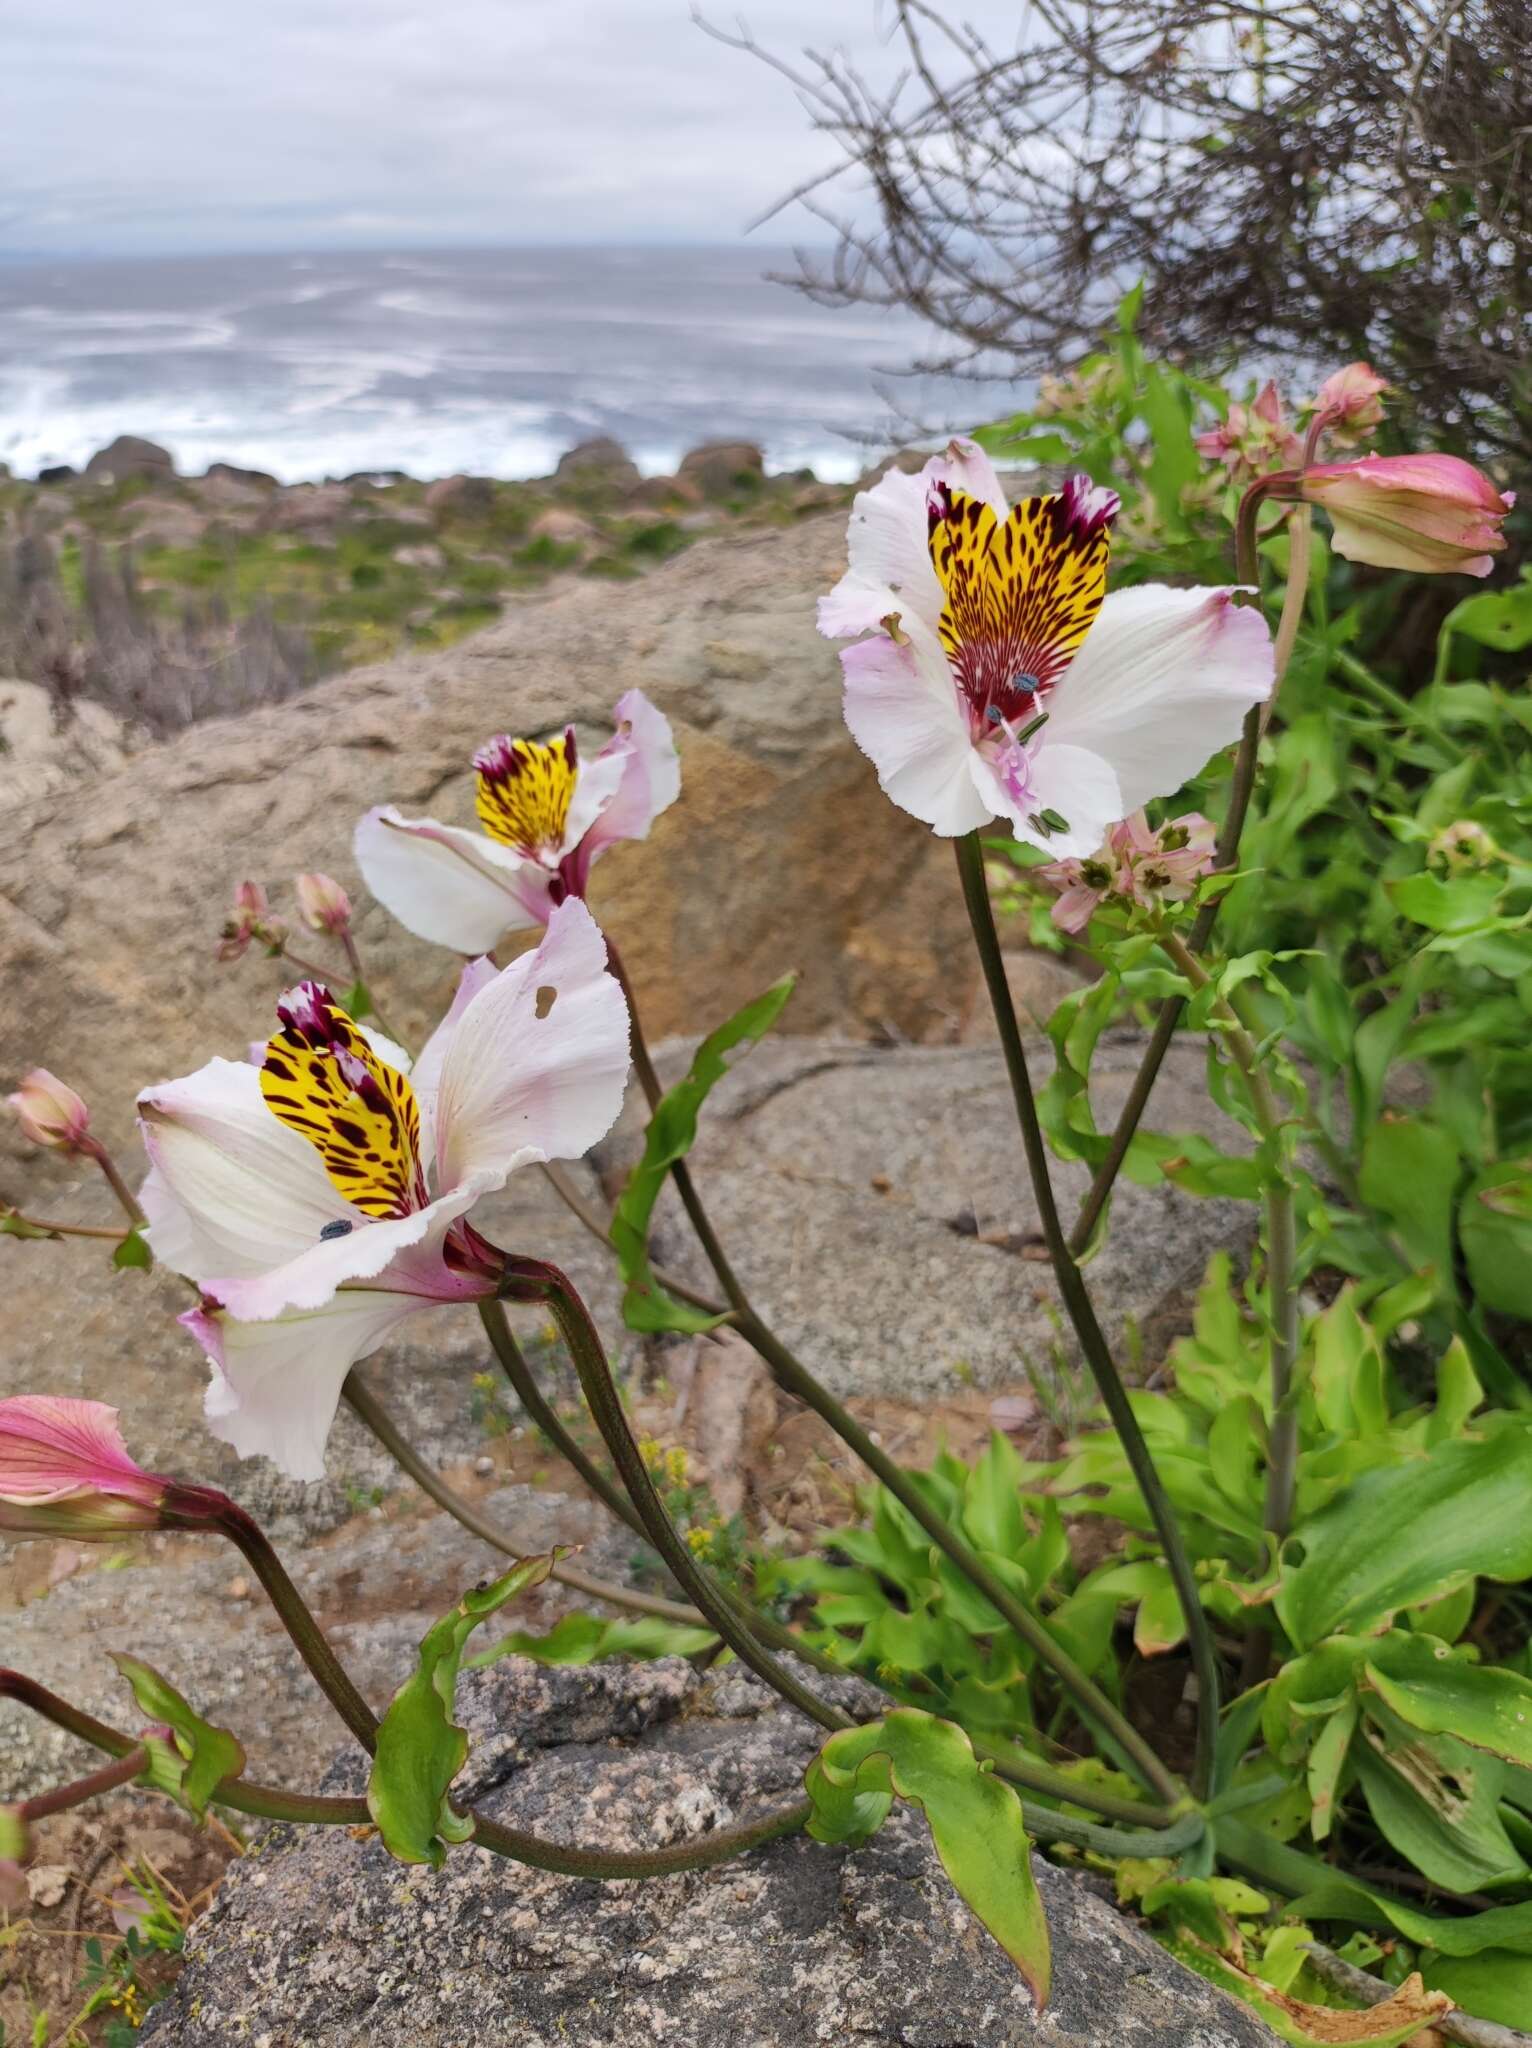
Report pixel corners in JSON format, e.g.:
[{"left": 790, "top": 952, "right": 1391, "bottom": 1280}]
[{"left": 535, "top": 984, "right": 558, "bottom": 1019}]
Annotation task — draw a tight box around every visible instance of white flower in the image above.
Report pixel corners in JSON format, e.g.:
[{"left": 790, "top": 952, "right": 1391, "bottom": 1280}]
[
  {"left": 137, "top": 899, "right": 630, "bottom": 1482},
  {"left": 820, "top": 439, "right": 1275, "bottom": 859},
  {"left": 353, "top": 689, "right": 680, "bottom": 954}
]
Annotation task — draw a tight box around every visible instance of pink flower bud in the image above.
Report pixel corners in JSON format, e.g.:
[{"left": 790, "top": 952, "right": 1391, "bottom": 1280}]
[
  {"left": 293, "top": 871, "right": 352, "bottom": 937},
  {"left": 1300, "top": 454, "right": 1513, "bottom": 577},
  {"left": 6, "top": 1069, "right": 91, "bottom": 1152},
  {"left": 1312, "top": 362, "right": 1388, "bottom": 438},
  {"left": 0, "top": 1396, "right": 166, "bottom": 1538},
  {"left": 217, "top": 881, "right": 274, "bottom": 962}
]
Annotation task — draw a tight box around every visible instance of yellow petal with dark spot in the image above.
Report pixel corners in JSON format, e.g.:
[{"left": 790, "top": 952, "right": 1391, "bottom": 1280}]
[
  {"left": 474, "top": 730, "right": 578, "bottom": 857},
  {"left": 259, "top": 985, "right": 423, "bottom": 1219}
]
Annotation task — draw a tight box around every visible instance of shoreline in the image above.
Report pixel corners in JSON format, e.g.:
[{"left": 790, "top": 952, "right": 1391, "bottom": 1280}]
[{"left": 0, "top": 430, "right": 858, "bottom": 743}]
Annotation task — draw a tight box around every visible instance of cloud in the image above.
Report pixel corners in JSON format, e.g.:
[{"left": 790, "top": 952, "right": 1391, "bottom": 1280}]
[{"left": 0, "top": 1, "right": 1025, "bottom": 255}]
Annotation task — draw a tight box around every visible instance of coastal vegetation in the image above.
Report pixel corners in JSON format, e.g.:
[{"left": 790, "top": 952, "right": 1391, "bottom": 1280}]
[{"left": 4, "top": 297, "right": 1531, "bottom": 2045}]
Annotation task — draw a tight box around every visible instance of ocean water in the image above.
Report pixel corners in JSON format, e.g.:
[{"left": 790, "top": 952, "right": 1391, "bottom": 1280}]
[{"left": 0, "top": 244, "right": 1023, "bottom": 484}]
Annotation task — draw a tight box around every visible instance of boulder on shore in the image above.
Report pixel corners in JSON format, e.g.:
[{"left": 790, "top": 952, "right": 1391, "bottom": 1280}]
[
  {"left": 423, "top": 472, "right": 495, "bottom": 518},
  {"left": 83, "top": 435, "right": 175, "bottom": 486},
  {"left": 680, "top": 438, "right": 766, "bottom": 498},
  {"left": 140, "top": 1658, "right": 1280, "bottom": 2048},
  {"left": 555, "top": 435, "right": 642, "bottom": 494}
]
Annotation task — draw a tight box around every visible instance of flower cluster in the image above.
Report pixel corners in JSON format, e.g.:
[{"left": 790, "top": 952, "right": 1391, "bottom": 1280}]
[
  {"left": 1193, "top": 381, "right": 1303, "bottom": 482},
  {"left": 1035, "top": 811, "right": 1217, "bottom": 935}
]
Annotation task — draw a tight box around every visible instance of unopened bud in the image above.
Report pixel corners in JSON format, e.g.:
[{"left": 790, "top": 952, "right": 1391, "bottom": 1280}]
[
  {"left": 0, "top": 1396, "right": 166, "bottom": 1538},
  {"left": 6, "top": 1069, "right": 90, "bottom": 1152},
  {"left": 294, "top": 872, "right": 352, "bottom": 937},
  {"left": 217, "top": 881, "right": 276, "bottom": 962},
  {"left": 1312, "top": 362, "right": 1388, "bottom": 439},
  {"left": 1298, "top": 454, "right": 1512, "bottom": 578}
]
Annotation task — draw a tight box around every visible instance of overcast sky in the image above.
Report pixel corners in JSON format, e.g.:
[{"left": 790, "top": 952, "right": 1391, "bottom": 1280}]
[{"left": 0, "top": 1, "right": 1023, "bottom": 257}]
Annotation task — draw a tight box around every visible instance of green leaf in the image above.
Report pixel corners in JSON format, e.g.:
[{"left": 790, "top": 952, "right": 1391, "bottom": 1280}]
[
  {"left": 111, "top": 1225, "right": 154, "bottom": 1271},
  {"left": 804, "top": 1708, "right": 1049, "bottom": 2005},
  {"left": 1309, "top": 1290, "right": 1389, "bottom": 1439},
  {"left": 1388, "top": 871, "right": 1503, "bottom": 932},
  {"left": 1276, "top": 1422, "right": 1532, "bottom": 1648},
  {"left": 612, "top": 977, "right": 795, "bottom": 1333},
  {"left": 110, "top": 1655, "right": 246, "bottom": 1818},
  {"left": 465, "top": 1611, "right": 718, "bottom": 1670},
  {"left": 961, "top": 1431, "right": 1026, "bottom": 1558},
  {"left": 1439, "top": 576, "right": 1532, "bottom": 655},
  {"left": 1352, "top": 1708, "right": 1524, "bottom": 1894},
  {"left": 1366, "top": 1650, "right": 1532, "bottom": 1770},
  {"left": 1358, "top": 1116, "right": 1459, "bottom": 1294},
  {"left": 1140, "top": 361, "right": 1199, "bottom": 532},
  {"left": 1305, "top": 1696, "right": 1356, "bottom": 1844},
  {"left": 1460, "top": 1163, "right": 1532, "bottom": 1319},
  {"left": 343, "top": 978, "right": 373, "bottom": 1019},
  {"left": 1423, "top": 1947, "right": 1532, "bottom": 2028},
  {"left": 367, "top": 1554, "right": 554, "bottom": 1867}
]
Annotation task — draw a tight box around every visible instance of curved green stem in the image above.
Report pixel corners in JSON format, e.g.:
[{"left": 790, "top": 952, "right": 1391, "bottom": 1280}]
[
  {"left": 479, "top": 1298, "right": 642, "bottom": 1535},
  {"left": 478, "top": 1304, "right": 862, "bottom": 1685},
  {"left": 1158, "top": 929, "right": 1300, "bottom": 1685},
  {"left": 1068, "top": 482, "right": 1311, "bottom": 1257},
  {"left": 605, "top": 939, "right": 752, "bottom": 1314},
  {"left": 594, "top": 948, "right": 1183, "bottom": 1801},
  {"left": 957, "top": 833, "right": 1219, "bottom": 1798},
  {"left": 80, "top": 1138, "right": 147, "bottom": 1231},
  {"left": 507, "top": 1259, "right": 852, "bottom": 1735},
  {"left": 19, "top": 1746, "right": 148, "bottom": 1822},
  {"left": 737, "top": 1304, "right": 1181, "bottom": 1803},
  {"left": 0, "top": 1668, "right": 810, "bottom": 1880},
  {"left": 194, "top": 1501, "right": 379, "bottom": 1753},
  {"left": 470, "top": 1798, "right": 811, "bottom": 1878},
  {"left": 341, "top": 1370, "right": 705, "bottom": 1627}
]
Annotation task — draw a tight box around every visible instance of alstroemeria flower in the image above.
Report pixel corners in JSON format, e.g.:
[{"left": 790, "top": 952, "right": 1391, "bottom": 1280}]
[
  {"left": 821, "top": 439, "right": 1274, "bottom": 858},
  {"left": 353, "top": 690, "right": 680, "bottom": 955},
  {"left": 1036, "top": 810, "right": 1217, "bottom": 935},
  {"left": 1296, "top": 454, "right": 1513, "bottom": 578},
  {"left": 0, "top": 1395, "right": 166, "bottom": 1535},
  {"left": 137, "top": 898, "right": 630, "bottom": 1482}
]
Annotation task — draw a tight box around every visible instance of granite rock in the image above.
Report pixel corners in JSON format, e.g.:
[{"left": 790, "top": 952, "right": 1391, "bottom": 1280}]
[{"left": 140, "top": 1658, "right": 1279, "bottom": 2048}]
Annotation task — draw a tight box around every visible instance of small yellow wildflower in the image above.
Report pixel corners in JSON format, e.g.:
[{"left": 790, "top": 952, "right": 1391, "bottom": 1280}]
[
  {"left": 685, "top": 1525, "right": 714, "bottom": 1556},
  {"left": 664, "top": 1446, "right": 689, "bottom": 1486}
]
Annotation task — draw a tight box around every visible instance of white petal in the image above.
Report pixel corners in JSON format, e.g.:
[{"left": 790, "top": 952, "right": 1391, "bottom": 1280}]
[
  {"left": 1046, "top": 586, "right": 1273, "bottom": 814},
  {"left": 138, "top": 1057, "right": 346, "bottom": 1281},
  {"left": 359, "top": 1024, "right": 413, "bottom": 1075},
  {"left": 578, "top": 690, "right": 681, "bottom": 861},
  {"left": 818, "top": 464, "right": 946, "bottom": 642},
  {"left": 354, "top": 806, "right": 551, "bottom": 953},
  {"left": 818, "top": 443, "right": 1008, "bottom": 643},
  {"left": 937, "top": 436, "right": 1010, "bottom": 517},
  {"left": 209, "top": 1183, "right": 486, "bottom": 1321},
  {"left": 186, "top": 1292, "right": 429, "bottom": 1482},
  {"left": 412, "top": 954, "right": 499, "bottom": 1166},
  {"left": 971, "top": 741, "right": 1124, "bottom": 861},
  {"left": 560, "top": 741, "right": 629, "bottom": 852},
  {"left": 841, "top": 630, "right": 993, "bottom": 836},
  {"left": 435, "top": 897, "right": 631, "bottom": 1190}
]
